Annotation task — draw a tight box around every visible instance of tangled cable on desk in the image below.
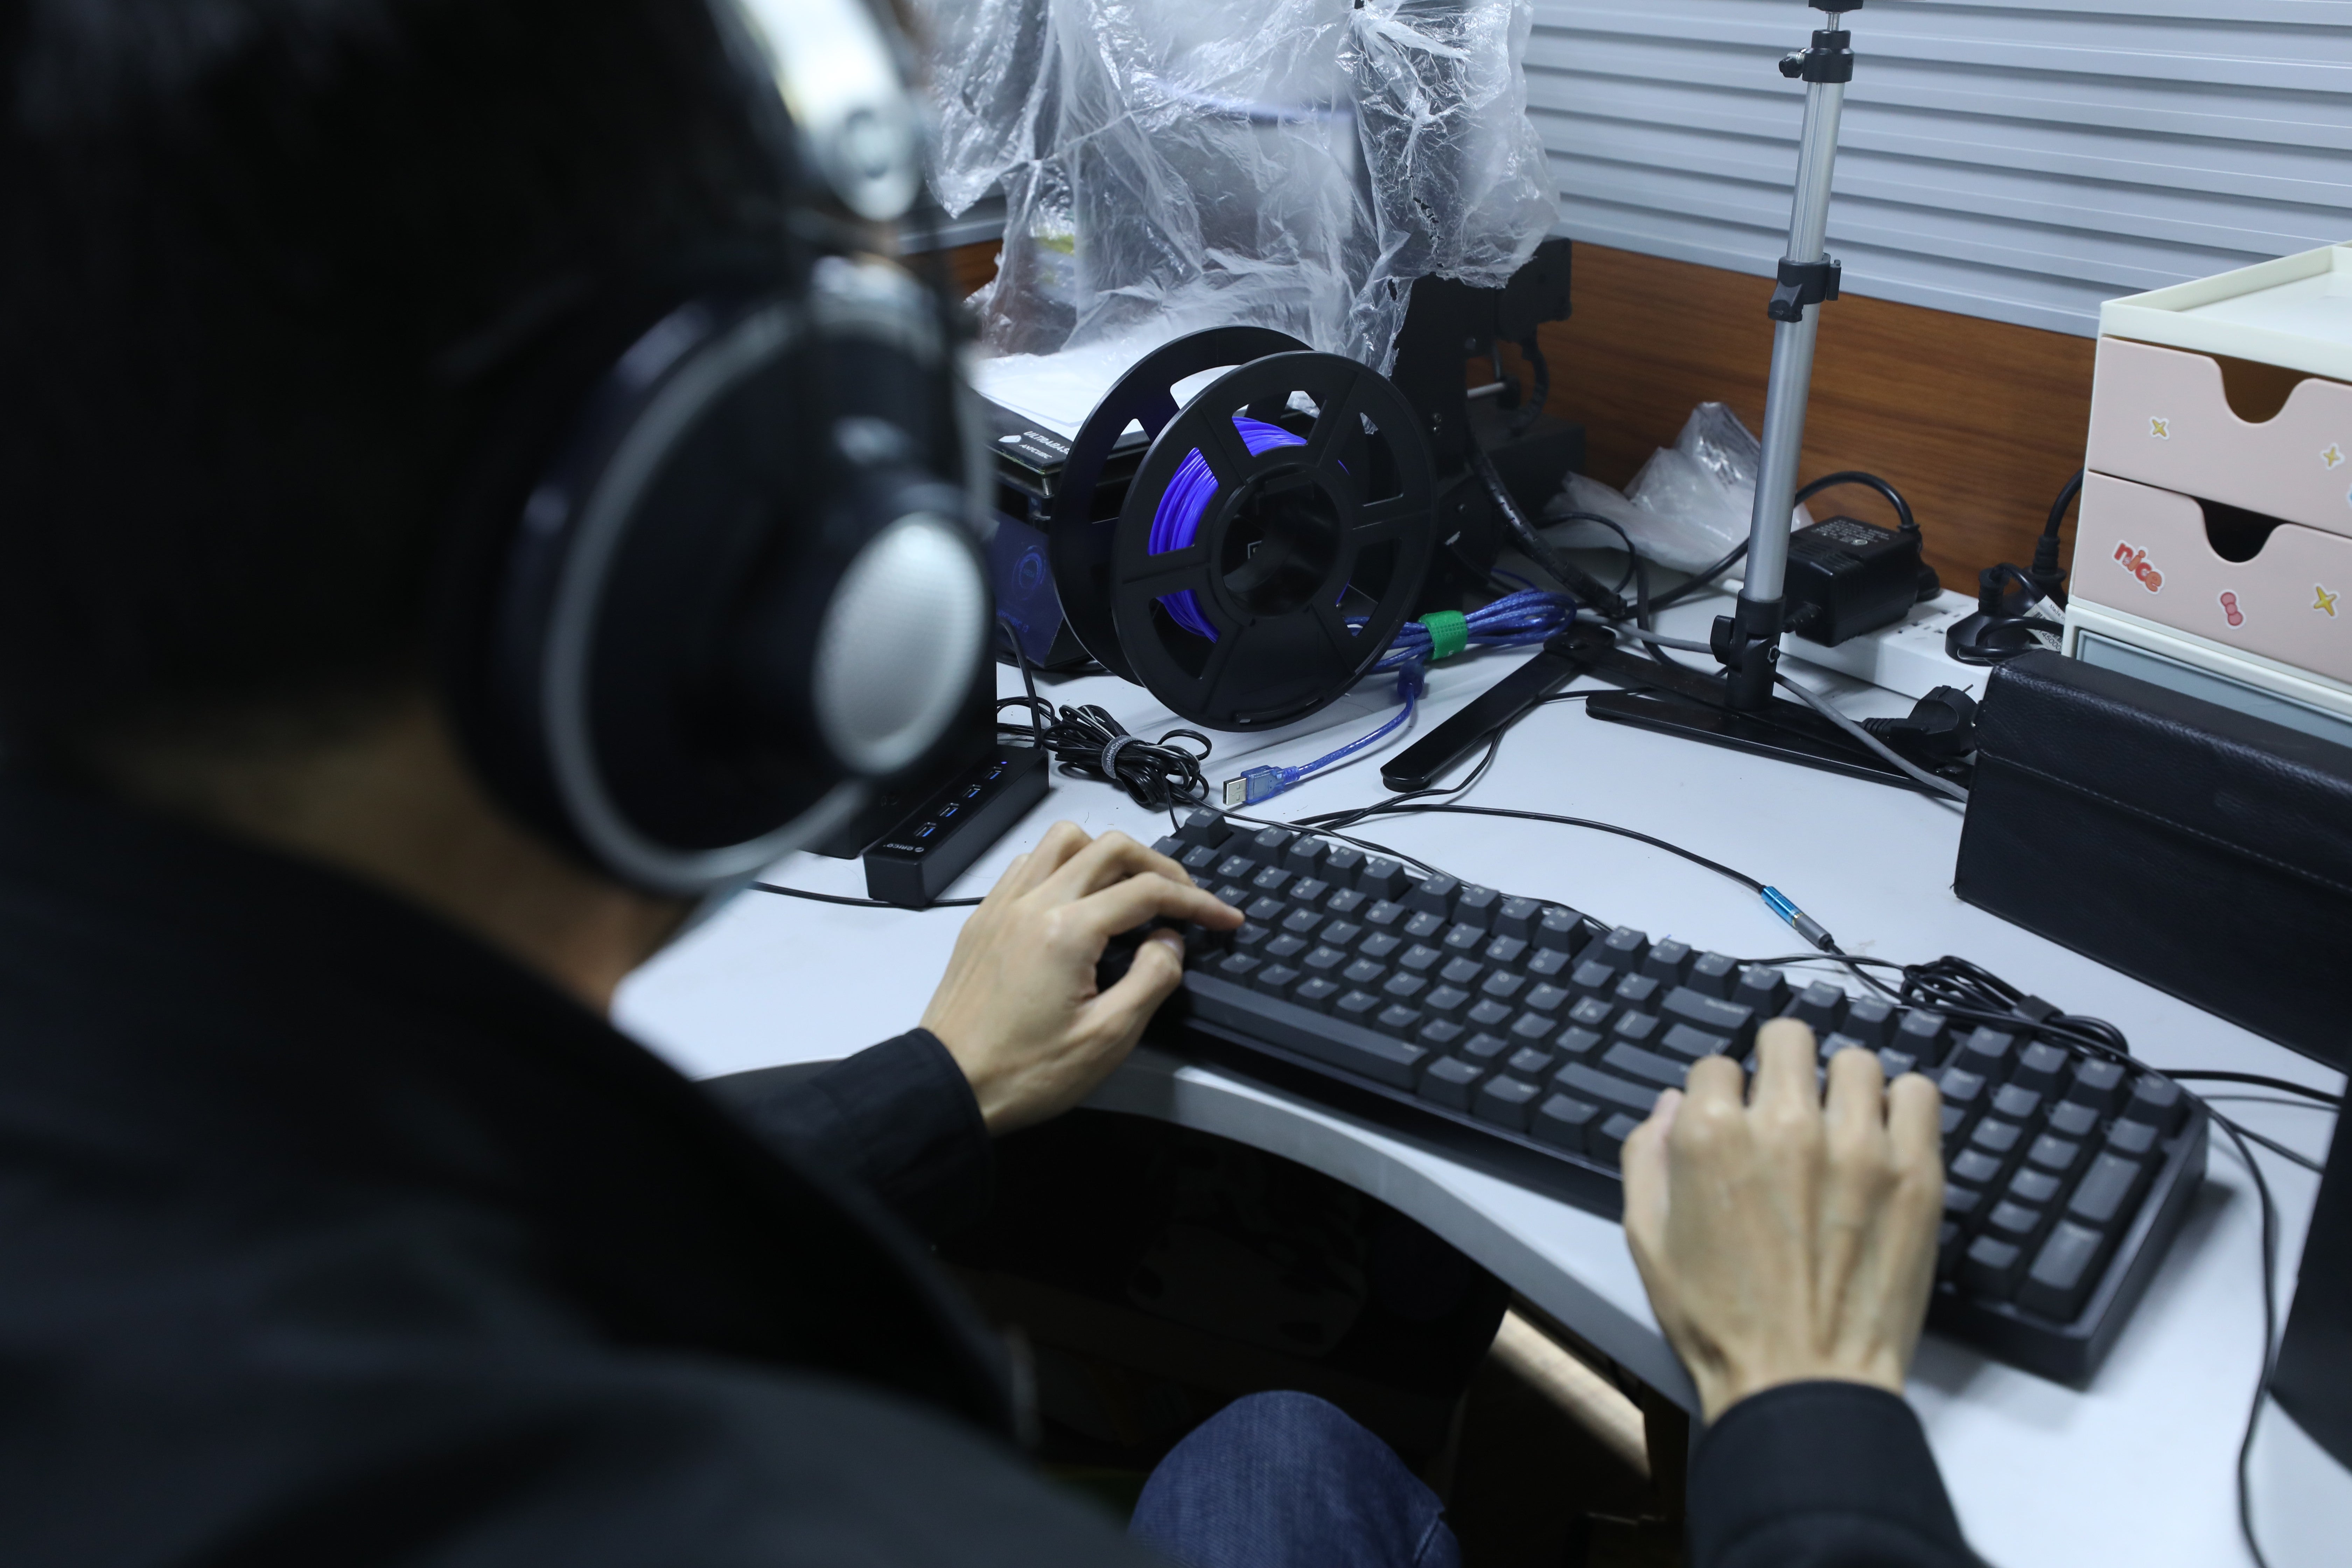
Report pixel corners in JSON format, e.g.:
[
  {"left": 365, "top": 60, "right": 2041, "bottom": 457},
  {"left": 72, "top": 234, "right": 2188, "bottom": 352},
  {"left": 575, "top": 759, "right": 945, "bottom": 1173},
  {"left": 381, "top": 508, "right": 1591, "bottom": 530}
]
[{"left": 997, "top": 698, "right": 1214, "bottom": 812}]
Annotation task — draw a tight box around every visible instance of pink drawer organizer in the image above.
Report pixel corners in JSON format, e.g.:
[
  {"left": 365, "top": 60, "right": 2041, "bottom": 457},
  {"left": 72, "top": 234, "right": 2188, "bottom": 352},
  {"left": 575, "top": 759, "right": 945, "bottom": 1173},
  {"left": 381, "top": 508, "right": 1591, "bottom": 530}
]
[
  {"left": 2086, "top": 338, "right": 2352, "bottom": 539},
  {"left": 2074, "top": 472, "right": 2352, "bottom": 682}
]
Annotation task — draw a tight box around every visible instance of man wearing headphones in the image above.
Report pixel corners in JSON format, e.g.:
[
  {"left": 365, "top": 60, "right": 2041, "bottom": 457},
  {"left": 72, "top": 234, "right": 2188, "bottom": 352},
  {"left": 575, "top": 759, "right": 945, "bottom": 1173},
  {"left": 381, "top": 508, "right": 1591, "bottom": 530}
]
[{"left": 0, "top": 2, "right": 1970, "bottom": 1564}]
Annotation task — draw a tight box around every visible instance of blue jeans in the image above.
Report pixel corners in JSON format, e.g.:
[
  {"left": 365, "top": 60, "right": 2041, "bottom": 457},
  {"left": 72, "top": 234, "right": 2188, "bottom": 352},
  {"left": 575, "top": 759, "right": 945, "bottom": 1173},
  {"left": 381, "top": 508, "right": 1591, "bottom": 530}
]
[{"left": 1128, "top": 1391, "right": 1462, "bottom": 1568}]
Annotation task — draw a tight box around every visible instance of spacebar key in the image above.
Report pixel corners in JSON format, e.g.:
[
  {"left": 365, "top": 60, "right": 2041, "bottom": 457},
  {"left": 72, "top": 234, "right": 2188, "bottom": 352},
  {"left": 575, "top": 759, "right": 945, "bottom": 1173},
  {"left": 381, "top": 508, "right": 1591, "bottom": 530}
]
[{"left": 1183, "top": 972, "right": 1428, "bottom": 1089}]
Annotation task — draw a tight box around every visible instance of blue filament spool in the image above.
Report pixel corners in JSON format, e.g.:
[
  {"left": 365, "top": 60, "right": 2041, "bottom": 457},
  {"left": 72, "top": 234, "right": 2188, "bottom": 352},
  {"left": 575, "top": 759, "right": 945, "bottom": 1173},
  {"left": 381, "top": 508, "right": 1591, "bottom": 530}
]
[{"left": 1145, "top": 415, "right": 1306, "bottom": 640}]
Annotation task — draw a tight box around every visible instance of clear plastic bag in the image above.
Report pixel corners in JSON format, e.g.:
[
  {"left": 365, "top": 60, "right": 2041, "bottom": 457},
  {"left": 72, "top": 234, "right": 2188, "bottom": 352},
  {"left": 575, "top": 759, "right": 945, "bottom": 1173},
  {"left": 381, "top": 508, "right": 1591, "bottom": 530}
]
[
  {"left": 1541, "top": 403, "right": 1813, "bottom": 576},
  {"left": 917, "top": 0, "right": 1557, "bottom": 374}
]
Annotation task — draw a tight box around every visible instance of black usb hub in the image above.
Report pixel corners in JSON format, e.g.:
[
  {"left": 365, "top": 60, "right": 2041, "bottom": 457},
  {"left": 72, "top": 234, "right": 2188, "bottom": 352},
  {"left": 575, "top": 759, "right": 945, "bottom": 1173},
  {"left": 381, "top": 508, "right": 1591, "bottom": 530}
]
[{"left": 862, "top": 743, "right": 1052, "bottom": 908}]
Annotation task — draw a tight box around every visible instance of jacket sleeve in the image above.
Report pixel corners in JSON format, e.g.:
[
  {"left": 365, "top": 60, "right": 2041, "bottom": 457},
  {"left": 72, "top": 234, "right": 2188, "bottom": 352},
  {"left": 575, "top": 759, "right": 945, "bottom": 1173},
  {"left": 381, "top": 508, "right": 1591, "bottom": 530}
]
[
  {"left": 1686, "top": 1382, "right": 1982, "bottom": 1568},
  {"left": 700, "top": 1030, "right": 991, "bottom": 1241}
]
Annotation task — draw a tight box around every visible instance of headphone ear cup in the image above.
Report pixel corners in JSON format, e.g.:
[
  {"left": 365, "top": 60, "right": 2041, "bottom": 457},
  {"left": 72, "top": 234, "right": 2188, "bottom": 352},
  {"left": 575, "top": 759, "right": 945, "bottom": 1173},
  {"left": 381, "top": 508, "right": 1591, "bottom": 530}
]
[{"left": 449, "top": 291, "right": 988, "bottom": 894}]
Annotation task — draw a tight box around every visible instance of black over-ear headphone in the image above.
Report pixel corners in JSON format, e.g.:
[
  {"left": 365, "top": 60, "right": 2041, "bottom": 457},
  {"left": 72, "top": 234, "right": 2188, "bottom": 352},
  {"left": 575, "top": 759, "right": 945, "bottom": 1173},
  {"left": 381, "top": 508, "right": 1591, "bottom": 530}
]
[{"left": 441, "top": 0, "right": 990, "bottom": 896}]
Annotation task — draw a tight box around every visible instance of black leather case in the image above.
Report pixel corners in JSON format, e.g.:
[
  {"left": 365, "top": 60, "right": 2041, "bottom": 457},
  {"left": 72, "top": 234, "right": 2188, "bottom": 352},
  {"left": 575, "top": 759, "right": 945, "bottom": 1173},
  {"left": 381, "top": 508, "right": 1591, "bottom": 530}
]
[{"left": 1955, "top": 650, "right": 2352, "bottom": 1074}]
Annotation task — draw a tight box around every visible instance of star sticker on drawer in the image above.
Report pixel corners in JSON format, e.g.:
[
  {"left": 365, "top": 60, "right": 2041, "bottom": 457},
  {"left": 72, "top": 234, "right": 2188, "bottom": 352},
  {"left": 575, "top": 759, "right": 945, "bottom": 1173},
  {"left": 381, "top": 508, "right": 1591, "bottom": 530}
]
[
  {"left": 2328, "top": 443, "right": 2347, "bottom": 470},
  {"left": 2319, "top": 585, "right": 2341, "bottom": 618},
  {"left": 2149, "top": 417, "right": 2171, "bottom": 439}
]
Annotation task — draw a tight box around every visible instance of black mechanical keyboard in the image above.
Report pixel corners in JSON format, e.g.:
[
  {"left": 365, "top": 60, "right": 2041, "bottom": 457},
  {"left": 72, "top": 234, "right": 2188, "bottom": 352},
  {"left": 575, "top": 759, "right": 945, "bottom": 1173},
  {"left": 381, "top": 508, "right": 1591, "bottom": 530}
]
[{"left": 1124, "top": 811, "right": 2207, "bottom": 1385}]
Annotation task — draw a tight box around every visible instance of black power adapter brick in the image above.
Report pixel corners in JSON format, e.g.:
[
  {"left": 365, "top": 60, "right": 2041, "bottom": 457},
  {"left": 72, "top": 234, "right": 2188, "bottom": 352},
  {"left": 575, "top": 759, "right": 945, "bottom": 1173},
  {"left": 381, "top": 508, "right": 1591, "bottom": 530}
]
[
  {"left": 862, "top": 743, "right": 1051, "bottom": 909},
  {"left": 1782, "top": 515, "right": 1941, "bottom": 645}
]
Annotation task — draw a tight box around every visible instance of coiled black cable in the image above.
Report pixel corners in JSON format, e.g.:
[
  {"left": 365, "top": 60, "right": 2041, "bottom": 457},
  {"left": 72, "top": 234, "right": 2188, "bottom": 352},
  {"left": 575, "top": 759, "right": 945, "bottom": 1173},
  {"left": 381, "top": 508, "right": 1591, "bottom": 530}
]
[{"left": 997, "top": 697, "right": 1213, "bottom": 811}]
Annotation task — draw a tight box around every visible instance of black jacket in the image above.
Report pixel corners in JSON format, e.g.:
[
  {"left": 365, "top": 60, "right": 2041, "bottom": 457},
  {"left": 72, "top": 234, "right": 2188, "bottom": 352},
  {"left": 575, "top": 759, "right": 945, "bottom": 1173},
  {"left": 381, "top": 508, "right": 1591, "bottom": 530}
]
[{"left": 0, "top": 779, "right": 1975, "bottom": 1566}]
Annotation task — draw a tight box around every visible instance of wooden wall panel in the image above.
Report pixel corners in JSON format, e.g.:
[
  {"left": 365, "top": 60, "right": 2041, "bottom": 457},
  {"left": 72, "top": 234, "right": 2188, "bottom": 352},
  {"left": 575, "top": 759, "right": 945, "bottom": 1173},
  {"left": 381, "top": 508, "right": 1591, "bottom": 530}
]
[{"left": 937, "top": 238, "right": 2099, "bottom": 585}]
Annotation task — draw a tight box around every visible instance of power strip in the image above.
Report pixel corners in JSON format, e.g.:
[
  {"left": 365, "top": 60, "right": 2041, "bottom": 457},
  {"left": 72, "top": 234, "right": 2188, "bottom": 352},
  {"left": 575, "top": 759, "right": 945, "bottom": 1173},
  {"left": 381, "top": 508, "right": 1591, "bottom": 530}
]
[{"left": 863, "top": 743, "right": 1052, "bottom": 908}]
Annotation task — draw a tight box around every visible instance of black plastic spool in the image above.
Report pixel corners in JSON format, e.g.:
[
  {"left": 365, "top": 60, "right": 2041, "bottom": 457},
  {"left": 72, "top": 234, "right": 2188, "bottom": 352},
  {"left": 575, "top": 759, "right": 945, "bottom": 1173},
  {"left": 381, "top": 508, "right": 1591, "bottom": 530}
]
[{"left": 1048, "top": 330, "right": 1435, "bottom": 730}]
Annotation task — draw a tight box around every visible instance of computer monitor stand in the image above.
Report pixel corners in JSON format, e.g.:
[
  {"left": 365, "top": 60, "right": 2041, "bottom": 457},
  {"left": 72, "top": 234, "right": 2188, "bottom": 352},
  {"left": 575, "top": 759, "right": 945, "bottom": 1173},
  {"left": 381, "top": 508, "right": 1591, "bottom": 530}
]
[{"left": 2246, "top": 1107, "right": 2352, "bottom": 1567}]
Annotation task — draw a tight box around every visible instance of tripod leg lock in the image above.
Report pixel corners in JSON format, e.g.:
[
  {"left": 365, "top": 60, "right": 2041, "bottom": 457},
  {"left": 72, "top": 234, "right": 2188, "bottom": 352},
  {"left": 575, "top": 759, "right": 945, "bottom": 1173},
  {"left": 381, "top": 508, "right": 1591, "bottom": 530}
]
[{"left": 1711, "top": 596, "right": 1784, "bottom": 710}]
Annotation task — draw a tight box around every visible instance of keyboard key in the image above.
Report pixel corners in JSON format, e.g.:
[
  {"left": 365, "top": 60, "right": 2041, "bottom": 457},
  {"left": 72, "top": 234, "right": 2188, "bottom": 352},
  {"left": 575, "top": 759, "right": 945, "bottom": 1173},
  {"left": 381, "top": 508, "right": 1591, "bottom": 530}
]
[
  {"left": 1533, "top": 1093, "right": 1600, "bottom": 1152},
  {"left": 2122, "top": 1077, "right": 2186, "bottom": 1135},
  {"left": 1962, "top": 1234, "right": 2026, "bottom": 1299},
  {"left": 1603, "top": 1044, "right": 1689, "bottom": 1092},
  {"left": 1818, "top": 1030, "right": 1865, "bottom": 1063},
  {"left": 1381, "top": 974, "right": 1428, "bottom": 1002},
  {"left": 1944, "top": 1186, "right": 1981, "bottom": 1222},
  {"left": 1788, "top": 980, "right": 1848, "bottom": 1033},
  {"left": 2026, "top": 1103, "right": 2090, "bottom": 1149},
  {"left": 1642, "top": 938, "right": 1695, "bottom": 986},
  {"left": 1212, "top": 953, "right": 1262, "bottom": 982},
  {"left": 1180, "top": 844, "right": 1220, "bottom": 874},
  {"left": 1734, "top": 967, "right": 1789, "bottom": 1015},
  {"left": 1474, "top": 1074, "right": 1542, "bottom": 1131},
  {"left": 1534, "top": 907, "right": 1584, "bottom": 952},
  {"left": 1526, "top": 947, "right": 1571, "bottom": 979},
  {"left": 2008, "top": 1168, "right": 2063, "bottom": 1208},
  {"left": 1843, "top": 995, "right": 1898, "bottom": 1048},
  {"left": 1611, "top": 1012, "right": 1663, "bottom": 1048},
  {"left": 1556, "top": 1063, "right": 1665, "bottom": 1122},
  {"left": 1359, "top": 933, "right": 1402, "bottom": 962},
  {"left": 1508, "top": 1011, "right": 1556, "bottom": 1043},
  {"left": 1374, "top": 1003, "right": 1423, "bottom": 1036},
  {"left": 1483, "top": 935, "right": 1528, "bottom": 966},
  {"left": 1686, "top": 951, "right": 1740, "bottom": 999},
  {"left": 2018, "top": 1220, "right": 2110, "bottom": 1320},
  {"left": 1590, "top": 1113, "right": 1643, "bottom": 1166},
  {"left": 1357, "top": 859, "right": 1409, "bottom": 899},
  {"left": 1659, "top": 1022, "right": 1731, "bottom": 1060},
  {"left": 2065, "top": 1058, "right": 2127, "bottom": 1114},
  {"left": 1991, "top": 1084, "right": 2043, "bottom": 1123},
  {"left": 1340, "top": 957, "right": 1385, "bottom": 987},
  {"left": 1939, "top": 1103, "right": 1969, "bottom": 1151},
  {"left": 1949, "top": 1149, "right": 2004, "bottom": 1189},
  {"left": 1249, "top": 827, "right": 1295, "bottom": 859},
  {"left": 1986, "top": 1200, "right": 2045, "bottom": 1245},
  {"left": 1246, "top": 896, "right": 1287, "bottom": 924},
  {"left": 1398, "top": 944, "right": 1443, "bottom": 973},
  {"left": 1363, "top": 899, "right": 1406, "bottom": 929},
  {"left": 1610, "top": 973, "right": 1661, "bottom": 1012},
  {"left": 1216, "top": 855, "right": 1258, "bottom": 883},
  {"left": 1287, "top": 878, "right": 1331, "bottom": 907},
  {"left": 1417, "top": 1019, "right": 1465, "bottom": 1052},
  {"left": 1302, "top": 945, "right": 1349, "bottom": 974},
  {"left": 1659, "top": 987, "right": 1758, "bottom": 1049},
  {"left": 1507, "top": 1046, "right": 1555, "bottom": 1079},
  {"left": 1280, "top": 907, "right": 1323, "bottom": 935},
  {"left": 1466, "top": 999, "right": 1513, "bottom": 1029},
  {"left": 1876, "top": 1049, "right": 1918, "bottom": 1081},
  {"left": 1935, "top": 1066, "right": 1987, "bottom": 1111},
  {"left": 1480, "top": 972, "right": 1526, "bottom": 1002},
  {"left": 1899, "top": 1011, "right": 1956, "bottom": 1064},
  {"left": 1319, "top": 919, "right": 1365, "bottom": 948},
  {"left": 1322, "top": 846, "right": 1365, "bottom": 885},
  {"left": 1231, "top": 924, "right": 1271, "bottom": 951},
  {"left": 1442, "top": 922, "right": 1485, "bottom": 952},
  {"left": 1495, "top": 897, "right": 1543, "bottom": 940},
  {"left": 2105, "top": 1119, "right": 2157, "bottom": 1159},
  {"left": 1455, "top": 886, "right": 1500, "bottom": 927},
  {"left": 1402, "top": 911, "right": 1445, "bottom": 941},
  {"left": 1405, "top": 875, "right": 1459, "bottom": 917},
  {"left": 1423, "top": 985, "right": 1472, "bottom": 1017},
  {"left": 1969, "top": 1118, "right": 2024, "bottom": 1159},
  {"left": 1593, "top": 927, "right": 1649, "bottom": 972},
  {"left": 2025, "top": 1133, "right": 2082, "bottom": 1176},
  {"left": 1282, "top": 838, "right": 1328, "bottom": 876},
  {"left": 1418, "top": 1055, "right": 1485, "bottom": 1110},
  {"left": 1245, "top": 863, "right": 1292, "bottom": 893},
  {"left": 1335, "top": 989, "right": 1381, "bottom": 1023},
  {"left": 1264, "top": 935, "right": 1309, "bottom": 962},
  {"left": 2013, "top": 1041, "right": 2068, "bottom": 1093},
  {"left": 1938, "top": 1222, "right": 1966, "bottom": 1280},
  {"left": 1248, "top": 958, "right": 1300, "bottom": 990},
  {"left": 1553, "top": 1026, "right": 1605, "bottom": 1060},
  {"left": 1291, "top": 975, "right": 1339, "bottom": 1009},
  {"left": 1324, "top": 889, "right": 1367, "bottom": 918},
  {"left": 1524, "top": 983, "right": 1571, "bottom": 1015},
  {"left": 1460, "top": 1032, "right": 1512, "bottom": 1066},
  {"left": 1569, "top": 960, "right": 1619, "bottom": 997},
  {"left": 1177, "top": 809, "right": 1233, "bottom": 848},
  {"left": 2068, "top": 1152, "right": 2150, "bottom": 1227}
]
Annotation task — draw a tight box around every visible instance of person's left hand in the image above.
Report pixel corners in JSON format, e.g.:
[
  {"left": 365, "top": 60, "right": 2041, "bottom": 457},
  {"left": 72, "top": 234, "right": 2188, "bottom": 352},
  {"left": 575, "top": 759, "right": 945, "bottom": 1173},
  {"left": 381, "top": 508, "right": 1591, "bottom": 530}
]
[{"left": 920, "top": 822, "right": 1242, "bottom": 1134}]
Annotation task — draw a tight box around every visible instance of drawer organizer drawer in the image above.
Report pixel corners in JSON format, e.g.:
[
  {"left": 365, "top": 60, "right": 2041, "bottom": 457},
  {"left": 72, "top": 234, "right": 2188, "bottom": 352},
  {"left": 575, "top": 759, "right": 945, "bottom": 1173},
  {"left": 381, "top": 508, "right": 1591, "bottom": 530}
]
[
  {"left": 2086, "top": 338, "right": 2352, "bottom": 539},
  {"left": 2074, "top": 472, "right": 2352, "bottom": 683}
]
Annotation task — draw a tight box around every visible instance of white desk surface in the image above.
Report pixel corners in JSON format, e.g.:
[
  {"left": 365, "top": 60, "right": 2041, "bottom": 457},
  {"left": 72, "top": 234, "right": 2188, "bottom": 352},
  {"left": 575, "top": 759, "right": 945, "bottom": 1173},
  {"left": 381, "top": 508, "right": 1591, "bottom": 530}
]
[{"left": 619, "top": 592, "right": 2342, "bottom": 1568}]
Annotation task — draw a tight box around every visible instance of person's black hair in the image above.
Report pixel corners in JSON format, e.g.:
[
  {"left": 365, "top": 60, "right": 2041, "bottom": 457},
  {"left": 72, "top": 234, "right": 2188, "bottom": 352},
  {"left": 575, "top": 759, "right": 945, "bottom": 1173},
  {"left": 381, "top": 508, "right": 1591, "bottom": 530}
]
[{"left": 0, "top": 0, "right": 786, "bottom": 755}]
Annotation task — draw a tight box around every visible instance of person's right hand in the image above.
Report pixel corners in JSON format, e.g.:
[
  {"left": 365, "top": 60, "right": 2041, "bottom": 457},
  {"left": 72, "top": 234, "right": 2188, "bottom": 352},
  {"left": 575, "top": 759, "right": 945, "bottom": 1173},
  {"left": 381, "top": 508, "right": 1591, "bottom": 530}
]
[
  {"left": 1620, "top": 1018, "right": 1945, "bottom": 1424},
  {"left": 920, "top": 822, "right": 1241, "bottom": 1136}
]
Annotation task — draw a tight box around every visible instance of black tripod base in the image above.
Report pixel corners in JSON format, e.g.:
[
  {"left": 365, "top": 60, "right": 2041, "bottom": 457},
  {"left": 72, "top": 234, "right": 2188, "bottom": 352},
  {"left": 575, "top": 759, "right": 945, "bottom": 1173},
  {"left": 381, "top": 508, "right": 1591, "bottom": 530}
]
[{"left": 1586, "top": 687, "right": 1968, "bottom": 794}]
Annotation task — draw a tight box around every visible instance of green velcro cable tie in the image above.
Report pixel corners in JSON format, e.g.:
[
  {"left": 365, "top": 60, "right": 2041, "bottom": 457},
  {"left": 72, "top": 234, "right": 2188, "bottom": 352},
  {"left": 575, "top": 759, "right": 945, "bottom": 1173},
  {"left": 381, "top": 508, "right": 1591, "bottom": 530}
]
[{"left": 1419, "top": 609, "right": 1470, "bottom": 663}]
